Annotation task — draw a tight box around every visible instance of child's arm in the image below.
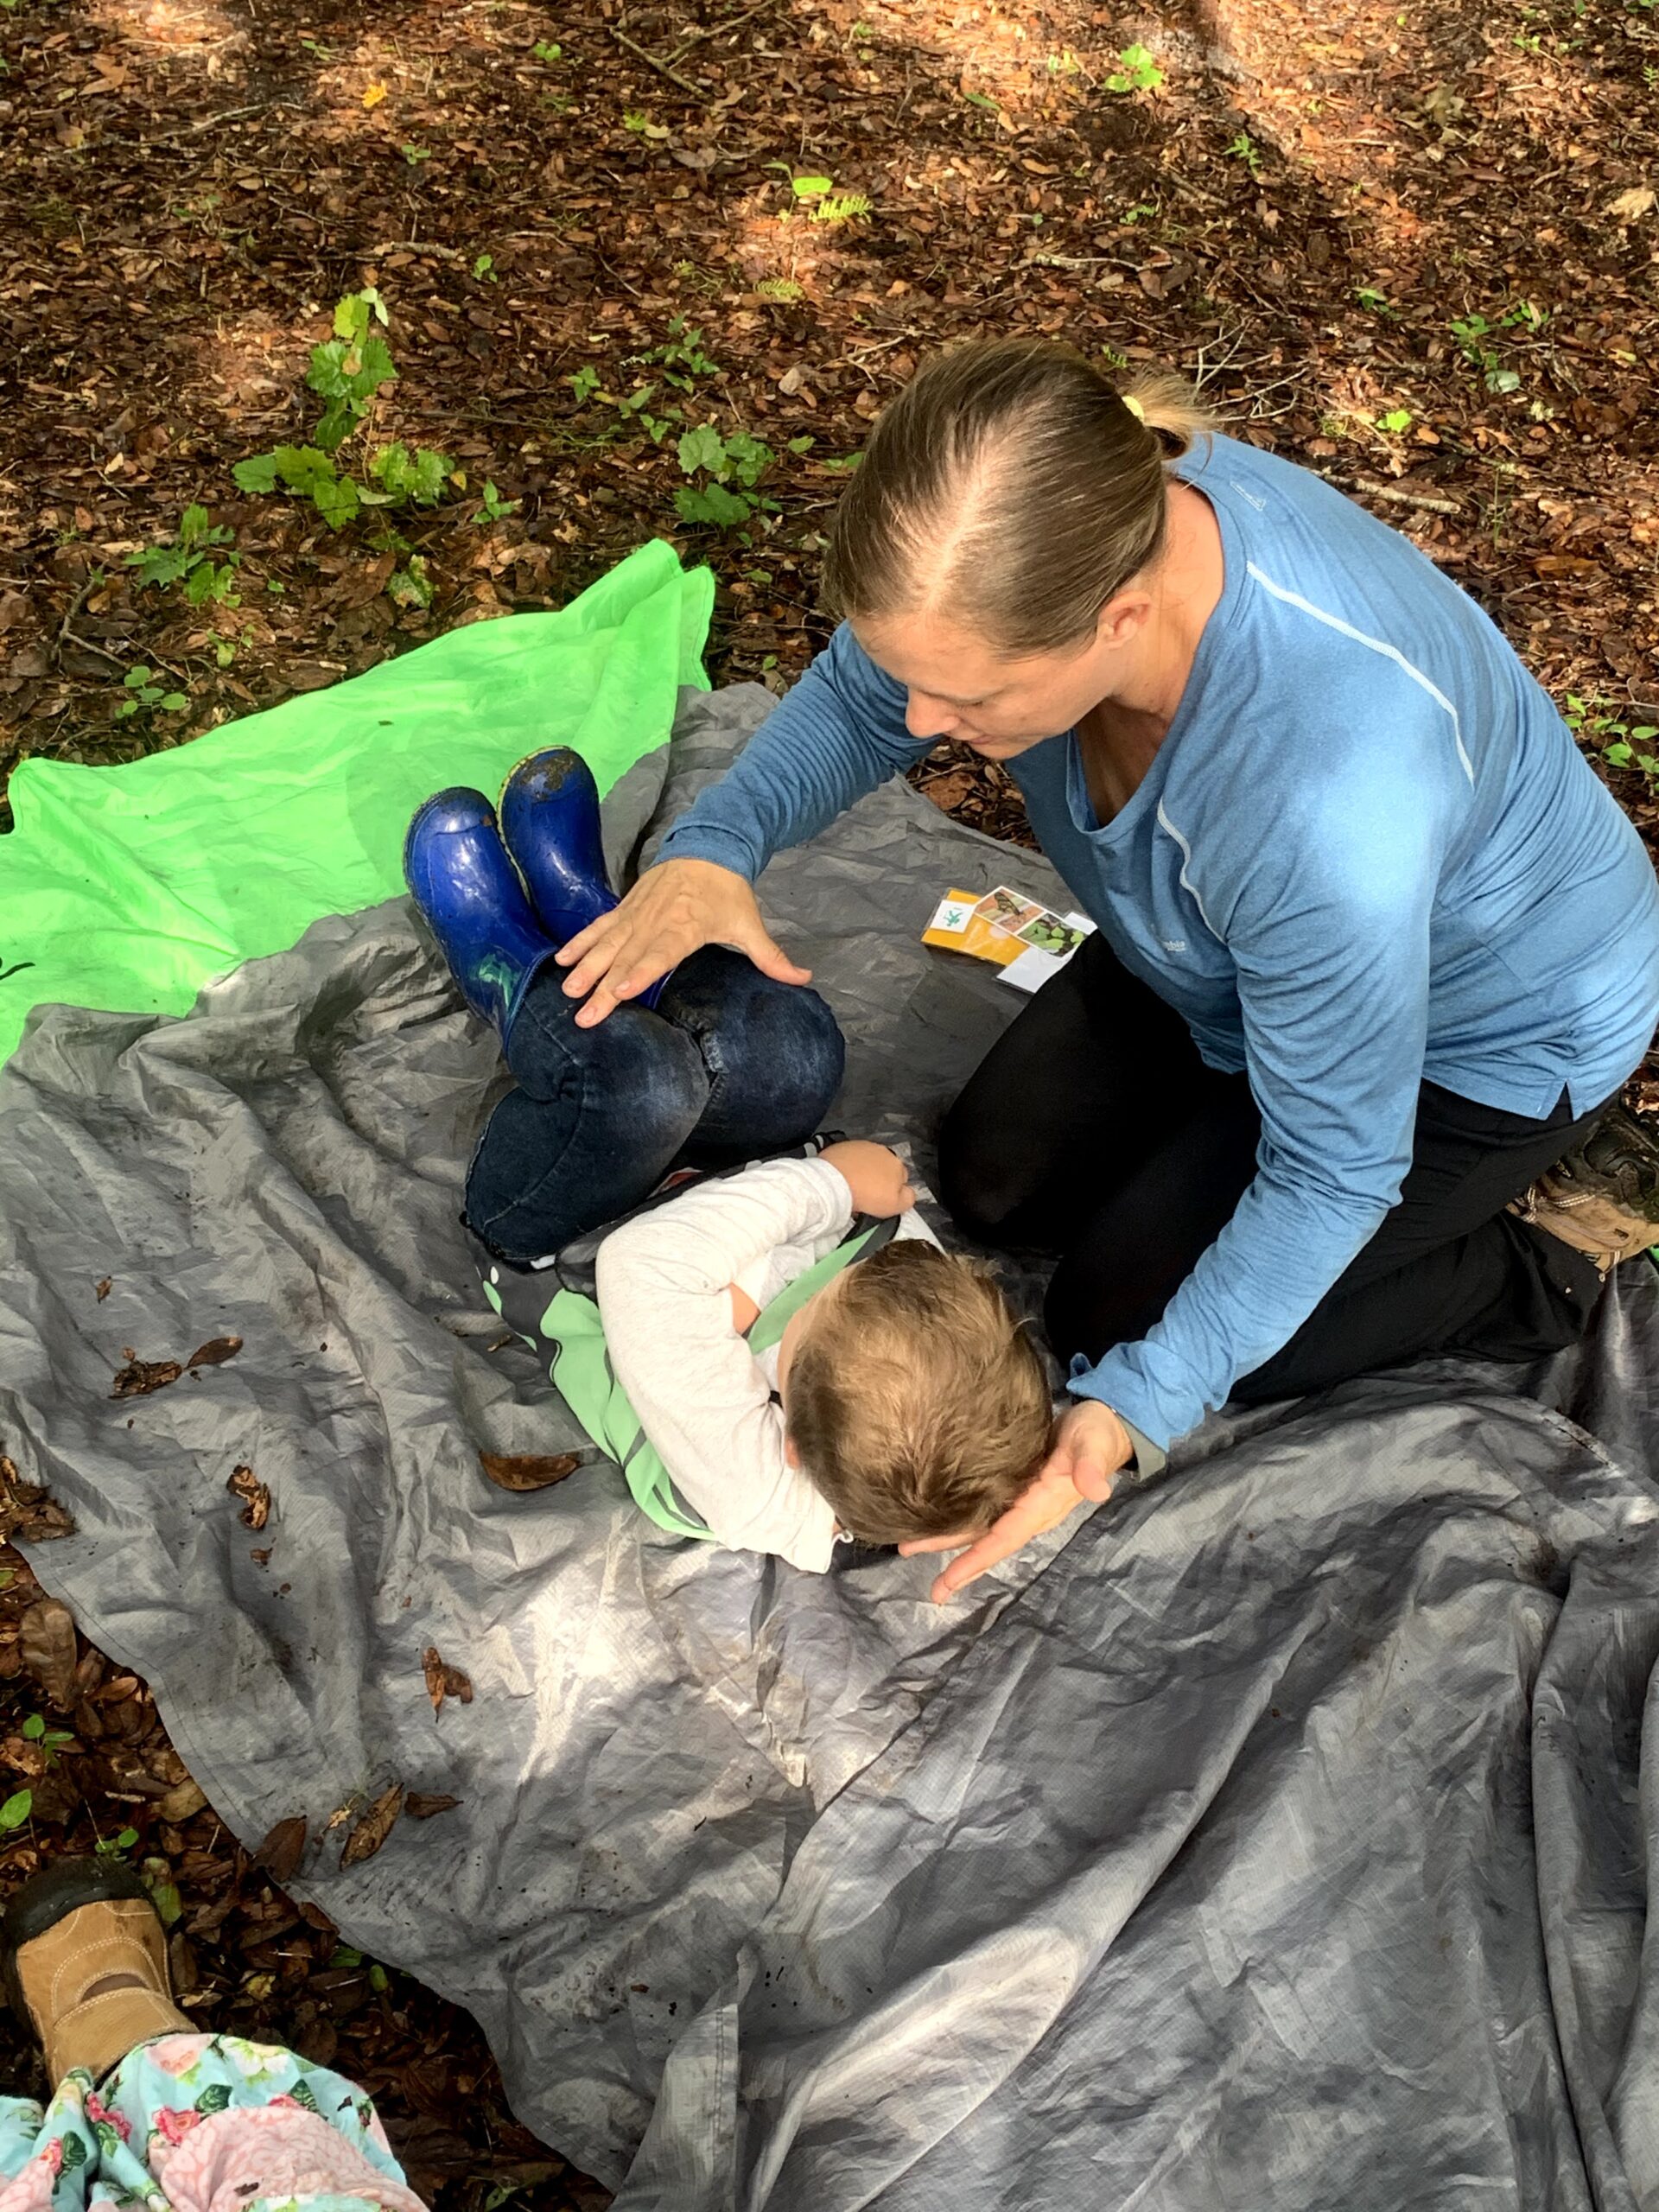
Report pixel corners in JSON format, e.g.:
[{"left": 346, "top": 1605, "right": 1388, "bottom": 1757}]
[{"left": 594, "top": 1156, "right": 855, "bottom": 1571}]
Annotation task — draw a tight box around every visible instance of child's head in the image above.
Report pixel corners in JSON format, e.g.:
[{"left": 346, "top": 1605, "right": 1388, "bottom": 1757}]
[{"left": 779, "top": 1242, "right": 1052, "bottom": 1546}]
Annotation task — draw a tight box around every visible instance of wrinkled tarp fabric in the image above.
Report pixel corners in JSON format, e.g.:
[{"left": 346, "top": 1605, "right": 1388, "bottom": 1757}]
[
  {"left": 1, "top": 686, "right": 1655, "bottom": 2208},
  {"left": 0, "top": 539, "right": 711, "bottom": 1070}
]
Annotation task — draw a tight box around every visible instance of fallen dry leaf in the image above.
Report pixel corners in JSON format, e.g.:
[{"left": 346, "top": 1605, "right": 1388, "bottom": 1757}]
[
  {"left": 1607, "top": 184, "right": 1656, "bottom": 224},
  {"left": 94, "top": 1278, "right": 111, "bottom": 1302},
  {"left": 184, "top": 1336, "right": 243, "bottom": 1370},
  {"left": 157, "top": 1778, "right": 207, "bottom": 1824},
  {"left": 478, "top": 1450, "right": 580, "bottom": 1492},
  {"left": 1420, "top": 82, "right": 1465, "bottom": 125},
  {"left": 20, "top": 1599, "right": 79, "bottom": 1710},
  {"left": 0, "top": 1458, "right": 76, "bottom": 1545},
  {"left": 362, "top": 81, "right": 388, "bottom": 109},
  {"left": 340, "top": 1782, "right": 404, "bottom": 1867},
  {"left": 111, "top": 1350, "right": 182, "bottom": 1399},
  {"left": 227, "top": 1465, "right": 270, "bottom": 1531},
  {"left": 405, "top": 1792, "right": 462, "bottom": 1820},
  {"left": 423, "top": 1647, "right": 474, "bottom": 1715},
  {"left": 254, "top": 1814, "right": 308, "bottom": 1883}
]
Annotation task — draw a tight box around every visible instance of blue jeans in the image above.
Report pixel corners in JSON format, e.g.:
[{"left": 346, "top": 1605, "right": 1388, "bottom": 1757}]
[{"left": 465, "top": 947, "right": 847, "bottom": 1262}]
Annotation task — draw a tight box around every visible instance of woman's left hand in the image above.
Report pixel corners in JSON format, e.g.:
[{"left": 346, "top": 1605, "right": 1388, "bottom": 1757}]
[{"left": 898, "top": 1399, "right": 1135, "bottom": 1603}]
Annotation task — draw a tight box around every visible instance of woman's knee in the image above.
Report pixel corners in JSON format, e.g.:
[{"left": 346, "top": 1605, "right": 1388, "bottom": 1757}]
[{"left": 937, "top": 1084, "right": 1033, "bottom": 1244}]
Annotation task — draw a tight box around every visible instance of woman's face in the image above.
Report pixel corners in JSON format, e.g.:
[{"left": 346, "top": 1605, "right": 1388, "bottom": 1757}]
[{"left": 851, "top": 605, "right": 1138, "bottom": 761}]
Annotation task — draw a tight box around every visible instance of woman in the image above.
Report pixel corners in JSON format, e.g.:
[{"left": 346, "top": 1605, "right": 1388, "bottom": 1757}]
[{"left": 555, "top": 340, "right": 1659, "bottom": 1595}]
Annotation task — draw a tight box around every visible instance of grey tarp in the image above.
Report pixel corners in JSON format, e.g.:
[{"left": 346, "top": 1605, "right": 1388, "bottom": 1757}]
[{"left": 1, "top": 686, "right": 1655, "bottom": 2207}]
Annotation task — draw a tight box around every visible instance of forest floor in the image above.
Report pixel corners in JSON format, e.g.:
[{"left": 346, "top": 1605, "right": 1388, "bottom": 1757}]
[{"left": 0, "top": 0, "right": 1656, "bottom": 2202}]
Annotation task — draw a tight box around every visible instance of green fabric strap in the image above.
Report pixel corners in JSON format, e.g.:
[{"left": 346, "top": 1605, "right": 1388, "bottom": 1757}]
[
  {"left": 746, "top": 1223, "right": 878, "bottom": 1354},
  {"left": 542, "top": 1225, "right": 879, "bottom": 1541}
]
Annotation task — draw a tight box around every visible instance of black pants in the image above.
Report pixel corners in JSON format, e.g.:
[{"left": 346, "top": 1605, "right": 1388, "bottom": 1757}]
[{"left": 938, "top": 933, "right": 1608, "bottom": 1405}]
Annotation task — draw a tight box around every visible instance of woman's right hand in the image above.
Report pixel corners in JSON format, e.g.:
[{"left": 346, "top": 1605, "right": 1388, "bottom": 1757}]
[{"left": 556, "top": 857, "right": 813, "bottom": 1027}]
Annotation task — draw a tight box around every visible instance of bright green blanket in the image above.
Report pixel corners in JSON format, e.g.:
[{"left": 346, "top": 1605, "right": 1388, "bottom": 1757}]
[{"left": 0, "top": 540, "right": 712, "bottom": 1070}]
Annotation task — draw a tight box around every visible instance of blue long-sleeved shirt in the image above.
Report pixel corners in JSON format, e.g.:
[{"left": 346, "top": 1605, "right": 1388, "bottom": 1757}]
[{"left": 658, "top": 433, "right": 1659, "bottom": 1447}]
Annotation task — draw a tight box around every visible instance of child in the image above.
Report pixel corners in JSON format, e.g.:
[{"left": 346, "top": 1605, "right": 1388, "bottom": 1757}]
[
  {"left": 404, "top": 749, "right": 1052, "bottom": 1568},
  {"left": 403, "top": 747, "right": 846, "bottom": 1268},
  {"left": 594, "top": 1138, "right": 1052, "bottom": 1571},
  {"left": 0, "top": 1859, "right": 426, "bottom": 2212}
]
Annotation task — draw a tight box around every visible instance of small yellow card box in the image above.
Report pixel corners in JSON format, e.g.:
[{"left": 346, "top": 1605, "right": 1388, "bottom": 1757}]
[{"left": 923, "top": 885, "right": 1096, "bottom": 993}]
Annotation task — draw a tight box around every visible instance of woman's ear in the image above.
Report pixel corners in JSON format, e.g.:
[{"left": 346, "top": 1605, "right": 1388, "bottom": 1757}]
[{"left": 1094, "top": 588, "right": 1154, "bottom": 654}]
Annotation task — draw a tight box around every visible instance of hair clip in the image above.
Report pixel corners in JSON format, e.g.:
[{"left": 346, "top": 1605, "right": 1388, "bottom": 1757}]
[{"left": 1122, "top": 393, "right": 1147, "bottom": 422}]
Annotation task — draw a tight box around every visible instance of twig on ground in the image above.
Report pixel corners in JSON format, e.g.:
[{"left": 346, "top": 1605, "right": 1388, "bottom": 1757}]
[
  {"left": 131, "top": 100, "right": 299, "bottom": 149},
  {"left": 1356, "top": 479, "right": 1463, "bottom": 516},
  {"left": 54, "top": 577, "right": 98, "bottom": 658},
  {"left": 361, "top": 241, "right": 469, "bottom": 262},
  {"left": 667, "top": 0, "right": 779, "bottom": 60},
  {"left": 607, "top": 25, "right": 708, "bottom": 96},
  {"left": 60, "top": 629, "right": 128, "bottom": 671}
]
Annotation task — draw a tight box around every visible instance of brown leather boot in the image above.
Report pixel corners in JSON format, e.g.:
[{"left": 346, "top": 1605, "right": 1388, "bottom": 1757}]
[
  {"left": 1510, "top": 1103, "right": 1659, "bottom": 1276},
  {"left": 2, "top": 1859, "right": 193, "bottom": 2082}
]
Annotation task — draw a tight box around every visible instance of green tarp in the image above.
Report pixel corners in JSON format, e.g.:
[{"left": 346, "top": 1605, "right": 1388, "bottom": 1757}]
[{"left": 0, "top": 540, "right": 713, "bottom": 1070}]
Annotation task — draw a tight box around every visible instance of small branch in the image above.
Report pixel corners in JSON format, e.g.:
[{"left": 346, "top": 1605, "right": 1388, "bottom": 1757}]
[
  {"left": 667, "top": 0, "right": 777, "bottom": 60},
  {"left": 54, "top": 575, "right": 98, "bottom": 653},
  {"left": 607, "top": 24, "right": 708, "bottom": 96},
  {"left": 360, "top": 240, "right": 469, "bottom": 262},
  {"left": 1355, "top": 478, "right": 1463, "bottom": 517},
  {"left": 1021, "top": 252, "right": 1131, "bottom": 270},
  {"left": 132, "top": 99, "right": 297, "bottom": 149},
  {"left": 60, "top": 627, "right": 128, "bottom": 671}
]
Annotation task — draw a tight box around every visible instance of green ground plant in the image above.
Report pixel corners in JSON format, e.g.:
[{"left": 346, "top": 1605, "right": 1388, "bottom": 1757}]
[
  {"left": 1565, "top": 694, "right": 1659, "bottom": 784},
  {"left": 673, "top": 425, "right": 812, "bottom": 531},
  {"left": 1448, "top": 304, "right": 1542, "bottom": 397},
  {"left": 233, "top": 290, "right": 454, "bottom": 531},
  {"left": 21, "top": 1713, "right": 73, "bottom": 1763},
  {"left": 1105, "top": 43, "right": 1164, "bottom": 93},
  {"left": 127, "top": 505, "right": 240, "bottom": 606},
  {"left": 116, "top": 667, "right": 188, "bottom": 721}
]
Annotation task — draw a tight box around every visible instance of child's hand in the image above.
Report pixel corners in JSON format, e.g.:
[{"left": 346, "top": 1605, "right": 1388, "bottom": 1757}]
[{"left": 821, "top": 1141, "right": 916, "bottom": 1218}]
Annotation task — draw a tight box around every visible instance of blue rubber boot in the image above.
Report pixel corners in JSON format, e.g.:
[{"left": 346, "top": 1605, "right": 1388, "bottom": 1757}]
[
  {"left": 499, "top": 745, "right": 667, "bottom": 1008},
  {"left": 403, "top": 787, "right": 562, "bottom": 1040}
]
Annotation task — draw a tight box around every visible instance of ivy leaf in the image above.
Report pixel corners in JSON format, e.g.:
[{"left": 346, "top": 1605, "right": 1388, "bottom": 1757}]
[
  {"left": 232, "top": 453, "right": 281, "bottom": 494},
  {"left": 722, "top": 431, "right": 773, "bottom": 486},
  {"left": 677, "top": 424, "right": 728, "bottom": 477},
  {"left": 311, "top": 474, "right": 361, "bottom": 530},
  {"left": 270, "top": 445, "right": 337, "bottom": 494},
  {"left": 128, "top": 543, "right": 190, "bottom": 587},
  {"left": 311, "top": 398, "right": 357, "bottom": 454},
  {"left": 355, "top": 335, "right": 397, "bottom": 398},
  {"left": 674, "top": 481, "right": 753, "bottom": 527}
]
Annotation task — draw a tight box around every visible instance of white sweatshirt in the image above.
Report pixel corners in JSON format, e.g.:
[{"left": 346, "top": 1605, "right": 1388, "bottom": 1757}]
[{"left": 594, "top": 1155, "right": 941, "bottom": 1573}]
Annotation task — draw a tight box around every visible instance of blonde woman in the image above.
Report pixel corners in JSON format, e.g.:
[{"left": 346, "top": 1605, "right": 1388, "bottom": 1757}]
[{"left": 556, "top": 340, "right": 1659, "bottom": 1597}]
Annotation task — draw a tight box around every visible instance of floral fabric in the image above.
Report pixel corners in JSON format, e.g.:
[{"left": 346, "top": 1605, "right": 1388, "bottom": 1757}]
[{"left": 0, "top": 2035, "right": 425, "bottom": 2212}]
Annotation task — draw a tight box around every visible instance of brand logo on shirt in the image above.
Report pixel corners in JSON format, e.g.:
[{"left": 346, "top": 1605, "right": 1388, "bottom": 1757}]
[{"left": 1160, "top": 938, "right": 1187, "bottom": 953}]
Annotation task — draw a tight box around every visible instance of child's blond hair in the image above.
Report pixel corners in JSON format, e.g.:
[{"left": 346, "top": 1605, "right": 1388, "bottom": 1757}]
[{"left": 785, "top": 1241, "right": 1052, "bottom": 1545}]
